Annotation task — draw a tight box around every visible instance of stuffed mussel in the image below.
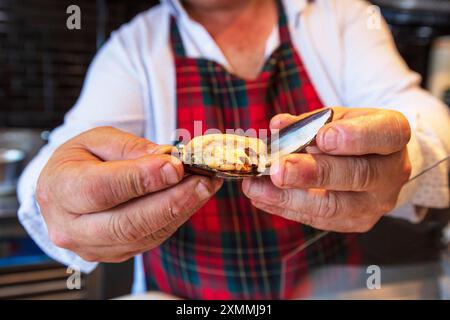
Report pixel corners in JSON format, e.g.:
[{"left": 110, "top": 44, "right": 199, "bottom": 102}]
[{"left": 176, "top": 108, "right": 333, "bottom": 179}]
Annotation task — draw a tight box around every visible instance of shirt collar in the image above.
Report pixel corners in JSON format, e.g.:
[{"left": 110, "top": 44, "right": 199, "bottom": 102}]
[
  {"left": 161, "top": 0, "right": 308, "bottom": 20},
  {"left": 161, "top": 0, "right": 186, "bottom": 19}
]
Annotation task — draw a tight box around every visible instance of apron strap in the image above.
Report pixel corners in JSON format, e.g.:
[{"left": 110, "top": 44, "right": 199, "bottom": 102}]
[
  {"left": 169, "top": 15, "right": 187, "bottom": 57},
  {"left": 276, "top": 0, "right": 293, "bottom": 46}
]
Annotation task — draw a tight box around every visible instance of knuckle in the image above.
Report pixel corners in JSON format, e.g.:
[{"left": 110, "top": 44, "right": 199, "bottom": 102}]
[
  {"left": 315, "top": 192, "right": 339, "bottom": 218},
  {"left": 119, "top": 135, "right": 149, "bottom": 159},
  {"left": 315, "top": 158, "right": 332, "bottom": 187},
  {"left": 101, "top": 166, "right": 156, "bottom": 205},
  {"left": 79, "top": 175, "right": 109, "bottom": 209},
  {"left": 280, "top": 190, "right": 292, "bottom": 207},
  {"left": 279, "top": 190, "right": 293, "bottom": 208},
  {"left": 89, "top": 219, "right": 109, "bottom": 241},
  {"left": 382, "top": 197, "right": 397, "bottom": 214},
  {"left": 151, "top": 229, "right": 169, "bottom": 243},
  {"left": 166, "top": 199, "right": 184, "bottom": 221},
  {"left": 401, "top": 158, "right": 412, "bottom": 183},
  {"left": 390, "top": 111, "right": 411, "bottom": 146},
  {"left": 352, "top": 157, "right": 374, "bottom": 190},
  {"left": 124, "top": 166, "right": 154, "bottom": 197},
  {"left": 166, "top": 205, "right": 182, "bottom": 222},
  {"left": 108, "top": 212, "right": 144, "bottom": 244},
  {"left": 167, "top": 186, "right": 200, "bottom": 218},
  {"left": 49, "top": 229, "right": 75, "bottom": 250},
  {"left": 35, "top": 178, "right": 51, "bottom": 208},
  {"left": 148, "top": 226, "right": 174, "bottom": 245},
  {"left": 372, "top": 192, "right": 397, "bottom": 215},
  {"left": 152, "top": 202, "right": 182, "bottom": 227}
]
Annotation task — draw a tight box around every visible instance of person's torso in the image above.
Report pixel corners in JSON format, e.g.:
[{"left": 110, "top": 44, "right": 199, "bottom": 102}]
[
  {"left": 142, "top": 1, "right": 360, "bottom": 299},
  {"left": 110, "top": 0, "right": 345, "bottom": 145}
]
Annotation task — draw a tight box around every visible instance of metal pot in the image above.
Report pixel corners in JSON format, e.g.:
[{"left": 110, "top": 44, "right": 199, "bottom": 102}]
[
  {"left": 0, "top": 129, "right": 48, "bottom": 197},
  {"left": 0, "top": 148, "right": 26, "bottom": 196}
]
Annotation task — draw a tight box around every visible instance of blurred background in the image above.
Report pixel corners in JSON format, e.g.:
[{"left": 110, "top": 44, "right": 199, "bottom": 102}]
[{"left": 0, "top": 0, "right": 449, "bottom": 299}]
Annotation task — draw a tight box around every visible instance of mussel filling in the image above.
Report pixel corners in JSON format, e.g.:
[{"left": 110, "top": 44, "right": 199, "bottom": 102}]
[{"left": 179, "top": 134, "right": 268, "bottom": 174}]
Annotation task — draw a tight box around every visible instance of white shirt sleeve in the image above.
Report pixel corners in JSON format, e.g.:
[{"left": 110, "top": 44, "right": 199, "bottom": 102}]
[
  {"left": 337, "top": 0, "right": 450, "bottom": 219},
  {"left": 17, "top": 29, "right": 146, "bottom": 273}
]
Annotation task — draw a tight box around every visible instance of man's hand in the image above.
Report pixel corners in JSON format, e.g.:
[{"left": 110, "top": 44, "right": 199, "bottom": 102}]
[
  {"left": 36, "top": 127, "right": 222, "bottom": 262},
  {"left": 243, "top": 108, "right": 412, "bottom": 233}
]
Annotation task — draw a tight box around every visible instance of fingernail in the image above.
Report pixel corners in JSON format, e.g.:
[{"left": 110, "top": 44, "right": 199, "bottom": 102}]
[
  {"left": 270, "top": 118, "right": 281, "bottom": 130},
  {"left": 161, "top": 163, "right": 180, "bottom": 184},
  {"left": 305, "top": 146, "right": 322, "bottom": 154},
  {"left": 247, "top": 180, "right": 263, "bottom": 198},
  {"left": 196, "top": 181, "right": 212, "bottom": 200},
  {"left": 322, "top": 127, "right": 338, "bottom": 152},
  {"left": 283, "top": 161, "right": 296, "bottom": 186}
]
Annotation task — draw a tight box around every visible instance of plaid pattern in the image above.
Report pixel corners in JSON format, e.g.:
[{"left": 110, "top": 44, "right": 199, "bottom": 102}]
[{"left": 143, "top": 1, "right": 360, "bottom": 299}]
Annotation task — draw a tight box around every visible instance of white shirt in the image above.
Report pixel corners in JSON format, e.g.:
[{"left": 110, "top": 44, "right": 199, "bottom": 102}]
[{"left": 17, "top": 0, "right": 450, "bottom": 294}]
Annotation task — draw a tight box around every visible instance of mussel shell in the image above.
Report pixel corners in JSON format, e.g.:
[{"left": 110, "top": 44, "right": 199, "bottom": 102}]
[
  {"left": 179, "top": 108, "right": 334, "bottom": 179},
  {"left": 183, "top": 163, "right": 264, "bottom": 179},
  {"left": 267, "top": 108, "right": 333, "bottom": 162}
]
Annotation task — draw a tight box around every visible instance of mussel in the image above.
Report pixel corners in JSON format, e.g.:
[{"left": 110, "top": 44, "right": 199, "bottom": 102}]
[{"left": 176, "top": 108, "right": 334, "bottom": 179}]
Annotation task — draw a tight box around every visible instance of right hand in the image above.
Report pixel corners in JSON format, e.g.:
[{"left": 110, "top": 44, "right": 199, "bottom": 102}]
[{"left": 36, "top": 127, "right": 222, "bottom": 263}]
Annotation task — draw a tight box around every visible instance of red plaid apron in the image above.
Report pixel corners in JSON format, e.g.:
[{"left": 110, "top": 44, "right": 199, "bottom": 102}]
[{"left": 143, "top": 1, "right": 360, "bottom": 299}]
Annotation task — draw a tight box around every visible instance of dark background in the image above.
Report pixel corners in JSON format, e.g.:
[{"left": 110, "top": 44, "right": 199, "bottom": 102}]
[{"left": 0, "top": 0, "right": 157, "bottom": 128}]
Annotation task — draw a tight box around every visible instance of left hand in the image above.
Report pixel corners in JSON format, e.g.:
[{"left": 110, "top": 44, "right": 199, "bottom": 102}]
[{"left": 242, "top": 107, "right": 412, "bottom": 233}]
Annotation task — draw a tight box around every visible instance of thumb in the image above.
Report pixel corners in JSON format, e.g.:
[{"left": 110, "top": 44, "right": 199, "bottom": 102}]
[
  {"left": 77, "top": 126, "right": 174, "bottom": 160},
  {"left": 269, "top": 113, "right": 299, "bottom": 131},
  {"left": 270, "top": 110, "right": 324, "bottom": 132}
]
